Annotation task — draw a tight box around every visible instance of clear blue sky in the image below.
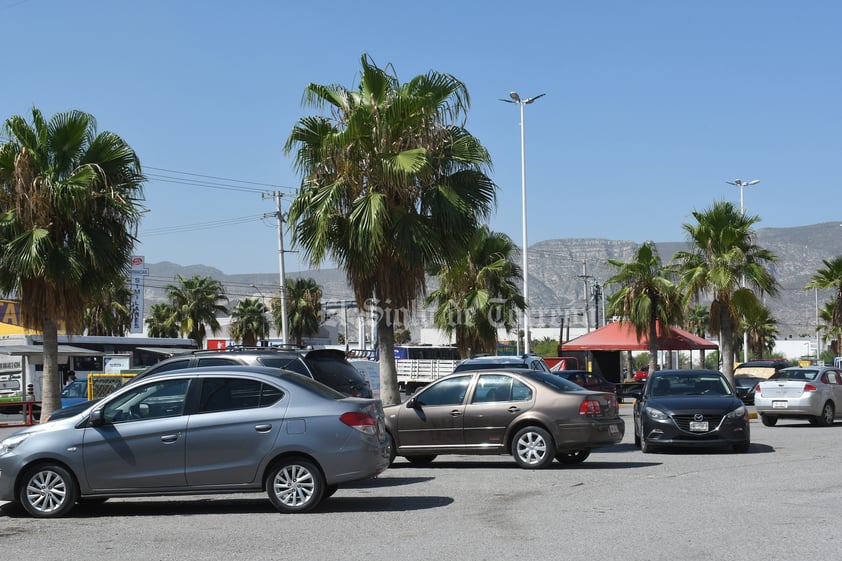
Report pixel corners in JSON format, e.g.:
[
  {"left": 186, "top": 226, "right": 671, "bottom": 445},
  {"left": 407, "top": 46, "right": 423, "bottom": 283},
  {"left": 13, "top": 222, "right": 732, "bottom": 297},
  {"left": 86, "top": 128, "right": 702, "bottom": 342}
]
[{"left": 3, "top": 0, "right": 840, "bottom": 275}]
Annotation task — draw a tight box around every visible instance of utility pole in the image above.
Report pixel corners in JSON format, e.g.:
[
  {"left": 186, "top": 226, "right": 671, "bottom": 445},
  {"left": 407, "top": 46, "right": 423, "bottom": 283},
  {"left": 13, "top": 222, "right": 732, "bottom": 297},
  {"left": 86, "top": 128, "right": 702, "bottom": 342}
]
[
  {"left": 263, "top": 192, "right": 289, "bottom": 345},
  {"left": 578, "top": 261, "right": 593, "bottom": 332}
]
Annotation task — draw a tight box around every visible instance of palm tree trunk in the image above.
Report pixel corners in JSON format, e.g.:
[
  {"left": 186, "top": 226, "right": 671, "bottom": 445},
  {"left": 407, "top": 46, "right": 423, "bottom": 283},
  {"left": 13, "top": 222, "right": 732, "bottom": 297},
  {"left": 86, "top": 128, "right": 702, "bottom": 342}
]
[
  {"left": 720, "top": 309, "right": 736, "bottom": 385},
  {"left": 376, "top": 314, "right": 401, "bottom": 406},
  {"left": 648, "top": 318, "right": 659, "bottom": 377},
  {"left": 39, "top": 317, "right": 61, "bottom": 420}
]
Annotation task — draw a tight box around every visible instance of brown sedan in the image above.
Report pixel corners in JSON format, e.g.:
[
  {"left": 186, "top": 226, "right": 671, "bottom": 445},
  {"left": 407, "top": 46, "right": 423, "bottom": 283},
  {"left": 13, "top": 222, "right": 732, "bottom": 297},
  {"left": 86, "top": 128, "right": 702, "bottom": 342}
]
[{"left": 383, "top": 368, "right": 624, "bottom": 469}]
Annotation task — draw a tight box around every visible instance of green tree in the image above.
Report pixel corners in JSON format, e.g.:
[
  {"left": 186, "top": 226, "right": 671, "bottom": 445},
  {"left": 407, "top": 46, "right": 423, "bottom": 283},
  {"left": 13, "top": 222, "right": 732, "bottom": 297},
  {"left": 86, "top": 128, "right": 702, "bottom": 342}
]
[
  {"left": 673, "top": 201, "right": 779, "bottom": 384},
  {"left": 684, "top": 303, "right": 710, "bottom": 368},
  {"left": 285, "top": 55, "right": 496, "bottom": 405},
  {"left": 427, "top": 226, "right": 524, "bottom": 357},
  {"left": 146, "top": 303, "right": 179, "bottom": 338},
  {"left": 164, "top": 274, "right": 228, "bottom": 348},
  {"left": 0, "top": 108, "right": 145, "bottom": 418},
  {"left": 742, "top": 303, "right": 779, "bottom": 359},
  {"left": 805, "top": 256, "right": 842, "bottom": 357},
  {"left": 817, "top": 300, "right": 840, "bottom": 356},
  {"left": 605, "top": 242, "right": 683, "bottom": 377},
  {"left": 84, "top": 281, "right": 134, "bottom": 336},
  {"left": 273, "top": 277, "right": 321, "bottom": 345},
  {"left": 230, "top": 297, "right": 271, "bottom": 346}
]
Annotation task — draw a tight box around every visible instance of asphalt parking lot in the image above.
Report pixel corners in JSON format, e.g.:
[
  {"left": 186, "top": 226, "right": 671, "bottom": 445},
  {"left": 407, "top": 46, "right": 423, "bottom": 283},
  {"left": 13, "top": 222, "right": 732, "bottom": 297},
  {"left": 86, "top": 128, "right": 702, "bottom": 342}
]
[{"left": 2, "top": 405, "right": 840, "bottom": 561}]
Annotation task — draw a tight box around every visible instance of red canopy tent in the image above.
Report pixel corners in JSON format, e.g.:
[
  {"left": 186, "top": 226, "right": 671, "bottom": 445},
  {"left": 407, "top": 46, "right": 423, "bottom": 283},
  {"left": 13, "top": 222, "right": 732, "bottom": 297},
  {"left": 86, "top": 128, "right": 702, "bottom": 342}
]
[
  {"left": 559, "top": 322, "right": 718, "bottom": 384},
  {"left": 562, "top": 321, "right": 718, "bottom": 351}
]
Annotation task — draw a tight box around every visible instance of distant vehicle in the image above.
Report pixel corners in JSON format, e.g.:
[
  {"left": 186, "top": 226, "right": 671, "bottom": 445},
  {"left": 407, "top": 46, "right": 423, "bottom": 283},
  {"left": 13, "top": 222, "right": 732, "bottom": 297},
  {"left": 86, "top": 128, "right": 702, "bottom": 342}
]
[
  {"left": 733, "top": 359, "right": 790, "bottom": 380},
  {"left": 349, "top": 359, "right": 381, "bottom": 400},
  {"left": 0, "top": 366, "right": 391, "bottom": 518},
  {"left": 453, "top": 354, "right": 551, "bottom": 374},
  {"left": 754, "top": 366, "right": 842, "bottom": 426},
  {"left": 384, "top": 368, "right": 624, "bottom": 469},
  {"left": 59, "top": 378, "right": 89, "bottom": 408},
  {"left": 734, "top": 375, "right": 763, "bottom": 405},
  {"left": 553, "top": 370, "right": 617, "bottom": 395},
  {"left": 634, "top": 365, "right": 651, "bottom": 382},
  {"left": 629, "top": 369, "right": 750, "bottom": 453},
  {"left": 392, "top": 345, "right": 462, "bottom": 395}
]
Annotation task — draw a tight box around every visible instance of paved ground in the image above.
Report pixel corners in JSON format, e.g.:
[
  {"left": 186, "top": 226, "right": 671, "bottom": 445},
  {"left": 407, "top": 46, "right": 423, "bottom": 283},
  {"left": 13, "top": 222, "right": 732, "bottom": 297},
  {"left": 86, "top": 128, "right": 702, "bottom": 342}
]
[{"left": 2, "top": 405, "right": 840, "bottom": 561}]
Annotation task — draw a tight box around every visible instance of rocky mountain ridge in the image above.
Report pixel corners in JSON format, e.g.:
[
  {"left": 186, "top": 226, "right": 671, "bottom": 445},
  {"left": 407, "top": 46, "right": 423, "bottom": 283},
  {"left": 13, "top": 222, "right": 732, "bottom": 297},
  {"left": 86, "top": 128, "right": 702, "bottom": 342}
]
[{"left": 143, "top": 221, "right": 842, "bottom": 340}]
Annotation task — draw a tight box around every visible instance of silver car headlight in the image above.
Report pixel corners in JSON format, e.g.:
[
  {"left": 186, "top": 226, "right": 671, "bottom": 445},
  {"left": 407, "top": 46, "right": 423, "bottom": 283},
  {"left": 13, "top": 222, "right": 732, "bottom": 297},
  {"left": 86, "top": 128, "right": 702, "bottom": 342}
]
[
  {"left": 0, "top": 433, "right": 31, "bottom": 455},
  {"left": 644, "top": 407, "right": 669, "bottom": 421},
  {"left": 726, "top": 405, "right": 747, "bottom": 419}
]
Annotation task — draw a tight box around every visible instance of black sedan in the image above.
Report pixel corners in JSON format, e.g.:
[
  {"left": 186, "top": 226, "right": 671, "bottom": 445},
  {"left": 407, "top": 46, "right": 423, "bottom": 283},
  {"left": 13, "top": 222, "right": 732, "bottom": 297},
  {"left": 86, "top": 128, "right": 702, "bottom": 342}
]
[
  {"left": 629, "top": 369, "right": 750, "bottom": 453},
  {"left": 734, "top": 375, "right": 763, "bottom": 405}
]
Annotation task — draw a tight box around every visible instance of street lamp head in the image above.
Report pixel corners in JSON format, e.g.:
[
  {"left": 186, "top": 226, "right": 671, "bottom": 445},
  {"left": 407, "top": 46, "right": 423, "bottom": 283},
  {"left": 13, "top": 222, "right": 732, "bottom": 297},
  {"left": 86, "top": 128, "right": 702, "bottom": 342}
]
[
  {"left": 509, "top": 91, "right": 521, "bottom": 102},
  {"left": 746, "top": 179, "right": 760, "bottom": 186}
]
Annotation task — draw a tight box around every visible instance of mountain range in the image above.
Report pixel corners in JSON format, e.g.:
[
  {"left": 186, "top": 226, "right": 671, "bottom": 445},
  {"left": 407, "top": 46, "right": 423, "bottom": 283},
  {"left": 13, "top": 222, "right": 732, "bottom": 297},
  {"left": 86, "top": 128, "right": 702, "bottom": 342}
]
[{"left": 142, "top": 221, "right": 842, "bottom": 342}]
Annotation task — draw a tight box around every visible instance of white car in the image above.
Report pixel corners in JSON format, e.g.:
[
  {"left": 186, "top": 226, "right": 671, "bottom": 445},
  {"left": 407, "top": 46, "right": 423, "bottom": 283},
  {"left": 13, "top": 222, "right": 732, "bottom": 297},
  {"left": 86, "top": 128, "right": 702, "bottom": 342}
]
[{"left": 754, "top": 366, "right": 842, "bottom": 427}]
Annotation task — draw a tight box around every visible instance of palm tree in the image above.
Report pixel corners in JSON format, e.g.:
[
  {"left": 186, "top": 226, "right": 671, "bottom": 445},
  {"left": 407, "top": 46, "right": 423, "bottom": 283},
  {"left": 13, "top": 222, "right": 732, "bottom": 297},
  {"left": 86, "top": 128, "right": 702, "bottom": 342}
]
[
  {"left": 285, "top": 54, "right": 496, "bottom": 405},
  {"left": 805, "top": 256, "right": 842, "bottom": 357},
  {"left": 426, "top": 226, "right": 524, "bottom": 357},
  {"left": 605, "top": 241, "right": 683, "bottom": 377},
  {"left": 83, "top": 281, "right": 134, "bottom": 336},
  {"left": 164, "top": 274, "right": 228, "bottom": 348},
  {"left": 673, "top": 200, "right": 779, "bottom": 384},
  {"left": 146, "top": 303, "right": 179, "bottom": 338},
  {"left": 684, "top": 303, "right": 710, "bottom": 368},
  {"left": 230, "top": 298, "right": 271, "bottom": 346},
  {"left": 0, "top": 108, "right": 145, "bottom": 418},
  {"left": 742, "top": 303, "right": 779, "bottom": 360},
  {"left": 274, "top": 277, "right": 322, "bottom": 346},
  {"left": 817, "top": 300, "right": 839, "bottom": 356}
]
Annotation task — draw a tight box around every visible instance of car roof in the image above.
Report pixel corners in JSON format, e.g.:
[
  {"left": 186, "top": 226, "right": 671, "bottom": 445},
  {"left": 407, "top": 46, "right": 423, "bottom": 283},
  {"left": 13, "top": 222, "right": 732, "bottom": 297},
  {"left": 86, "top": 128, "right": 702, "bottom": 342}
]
[
  {"left": 649, "top": 369, "right": 725, "bottom": 377},
  {"left": 460, "top": 355, "right": 540, "bottom": 364}
]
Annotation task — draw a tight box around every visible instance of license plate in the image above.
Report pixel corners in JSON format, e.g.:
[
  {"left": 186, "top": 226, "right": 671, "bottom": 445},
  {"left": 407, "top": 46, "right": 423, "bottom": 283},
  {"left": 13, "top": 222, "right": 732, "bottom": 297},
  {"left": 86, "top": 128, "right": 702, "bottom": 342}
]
[
  {"left": 689, "top": 421, "right": 709, "bottom": 432},
  {"left": 609, "top": 424, "right": 619, "bottom": 436},
  {"left": 772, "top": 401, "right": 788, "bottom": 409}
]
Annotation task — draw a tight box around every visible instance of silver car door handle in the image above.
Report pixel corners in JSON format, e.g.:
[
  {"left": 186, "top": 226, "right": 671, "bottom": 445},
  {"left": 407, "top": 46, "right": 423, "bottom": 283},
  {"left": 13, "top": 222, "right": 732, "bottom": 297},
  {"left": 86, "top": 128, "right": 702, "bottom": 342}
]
[
  {"left": 450, "top": 410, "right": 462, "bottom": 417},
  {"left": 160, "top": 434, "right": 179, "bottom": 443},
  {"left": 255, "top": 424, "right": 272, "bottom": 432},
  {"left": 507, "top": 406, "right": 520, "bottom": 413}
]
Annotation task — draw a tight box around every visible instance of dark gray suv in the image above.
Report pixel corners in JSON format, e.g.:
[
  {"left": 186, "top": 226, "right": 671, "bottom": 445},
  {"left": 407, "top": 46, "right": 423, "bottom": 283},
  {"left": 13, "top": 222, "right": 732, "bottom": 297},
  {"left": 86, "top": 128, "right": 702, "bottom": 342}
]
[
  {"left": 46, "top": 347, "right": 371, "bottom": 422},
  {"left": 135, "top": 347, "right": 372, "bottom": 398}
]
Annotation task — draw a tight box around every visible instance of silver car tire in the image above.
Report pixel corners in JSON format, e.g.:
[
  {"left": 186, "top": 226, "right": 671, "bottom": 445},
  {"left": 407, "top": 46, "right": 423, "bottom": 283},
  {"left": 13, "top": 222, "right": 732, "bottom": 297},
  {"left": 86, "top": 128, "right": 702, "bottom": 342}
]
[
  {"left": 512, "top": 426, "right": 555, "bottom": 469},
  {"left": 19, "top": 464, "right": 79, "bottom": 518},
  {"left": 266, "top": 458, "right": 324, "bottom": 514},
  {"left": 817, "top": 401, "right": 835, "bottom": 427}
]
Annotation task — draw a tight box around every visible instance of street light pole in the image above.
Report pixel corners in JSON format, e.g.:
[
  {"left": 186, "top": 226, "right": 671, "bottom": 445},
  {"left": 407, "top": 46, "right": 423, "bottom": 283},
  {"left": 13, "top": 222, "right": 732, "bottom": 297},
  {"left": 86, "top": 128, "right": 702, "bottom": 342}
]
[
  {"left": 502, "top": 91, "right": 545, "bottom": 355},
  {"left": 726, "top": 179, "right": 760, "bottom": 362}
]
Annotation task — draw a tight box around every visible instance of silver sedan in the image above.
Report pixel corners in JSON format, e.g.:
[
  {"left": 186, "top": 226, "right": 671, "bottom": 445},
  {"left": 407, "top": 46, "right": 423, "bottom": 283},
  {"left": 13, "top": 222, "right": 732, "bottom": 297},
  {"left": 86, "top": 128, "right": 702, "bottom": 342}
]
[
  {"left": 755, "top": 366, "right": 842, "bottom": 426},
  {"left": 0, "top": 366, "right": 391, "bottom": 518}
]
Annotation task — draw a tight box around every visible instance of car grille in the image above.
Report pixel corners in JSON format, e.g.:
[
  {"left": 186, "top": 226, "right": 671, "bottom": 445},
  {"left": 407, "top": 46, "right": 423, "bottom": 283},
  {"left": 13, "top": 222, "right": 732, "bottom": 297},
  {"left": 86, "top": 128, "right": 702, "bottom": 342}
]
[{"left": 672, "top": 414, "right": 723, "bottom": 433}]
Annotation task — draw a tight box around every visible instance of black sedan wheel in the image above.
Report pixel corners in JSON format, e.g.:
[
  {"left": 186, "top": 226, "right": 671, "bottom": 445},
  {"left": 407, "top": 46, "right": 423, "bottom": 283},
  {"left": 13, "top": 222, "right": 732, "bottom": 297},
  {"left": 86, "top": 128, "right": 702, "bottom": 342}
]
[
  {"left": 19, "top": 464, "right": 79, "bottom": 518},
  {"left": 266, "top": 458, "right": 324, "bottom": 513},
  {"left": 556, "top": 450, "right": 591, "bottom": 465},
  {"left": 512, "top": 426, "right": 555, "bottom": 469}
]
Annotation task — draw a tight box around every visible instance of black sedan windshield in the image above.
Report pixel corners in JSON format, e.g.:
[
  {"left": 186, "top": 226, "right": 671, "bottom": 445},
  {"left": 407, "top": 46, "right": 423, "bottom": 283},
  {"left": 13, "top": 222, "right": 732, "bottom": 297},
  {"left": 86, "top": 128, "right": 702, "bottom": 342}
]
[{"left": 649, "top": 375, "right": 733, "bottom": 397}]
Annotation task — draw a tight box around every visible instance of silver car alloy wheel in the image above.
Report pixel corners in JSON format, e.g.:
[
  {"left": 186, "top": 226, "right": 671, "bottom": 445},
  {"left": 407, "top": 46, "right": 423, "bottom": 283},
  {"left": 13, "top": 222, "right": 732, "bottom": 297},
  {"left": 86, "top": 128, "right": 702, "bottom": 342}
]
[
  {"left": 516, "top": 430, "right": 548, "bottom": 465},
  {"left": 272, "top": 463, "right": 316, "bottom": 508},
  {"left": 24, "top": 468, "right": 71, "bottom": 515}
]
